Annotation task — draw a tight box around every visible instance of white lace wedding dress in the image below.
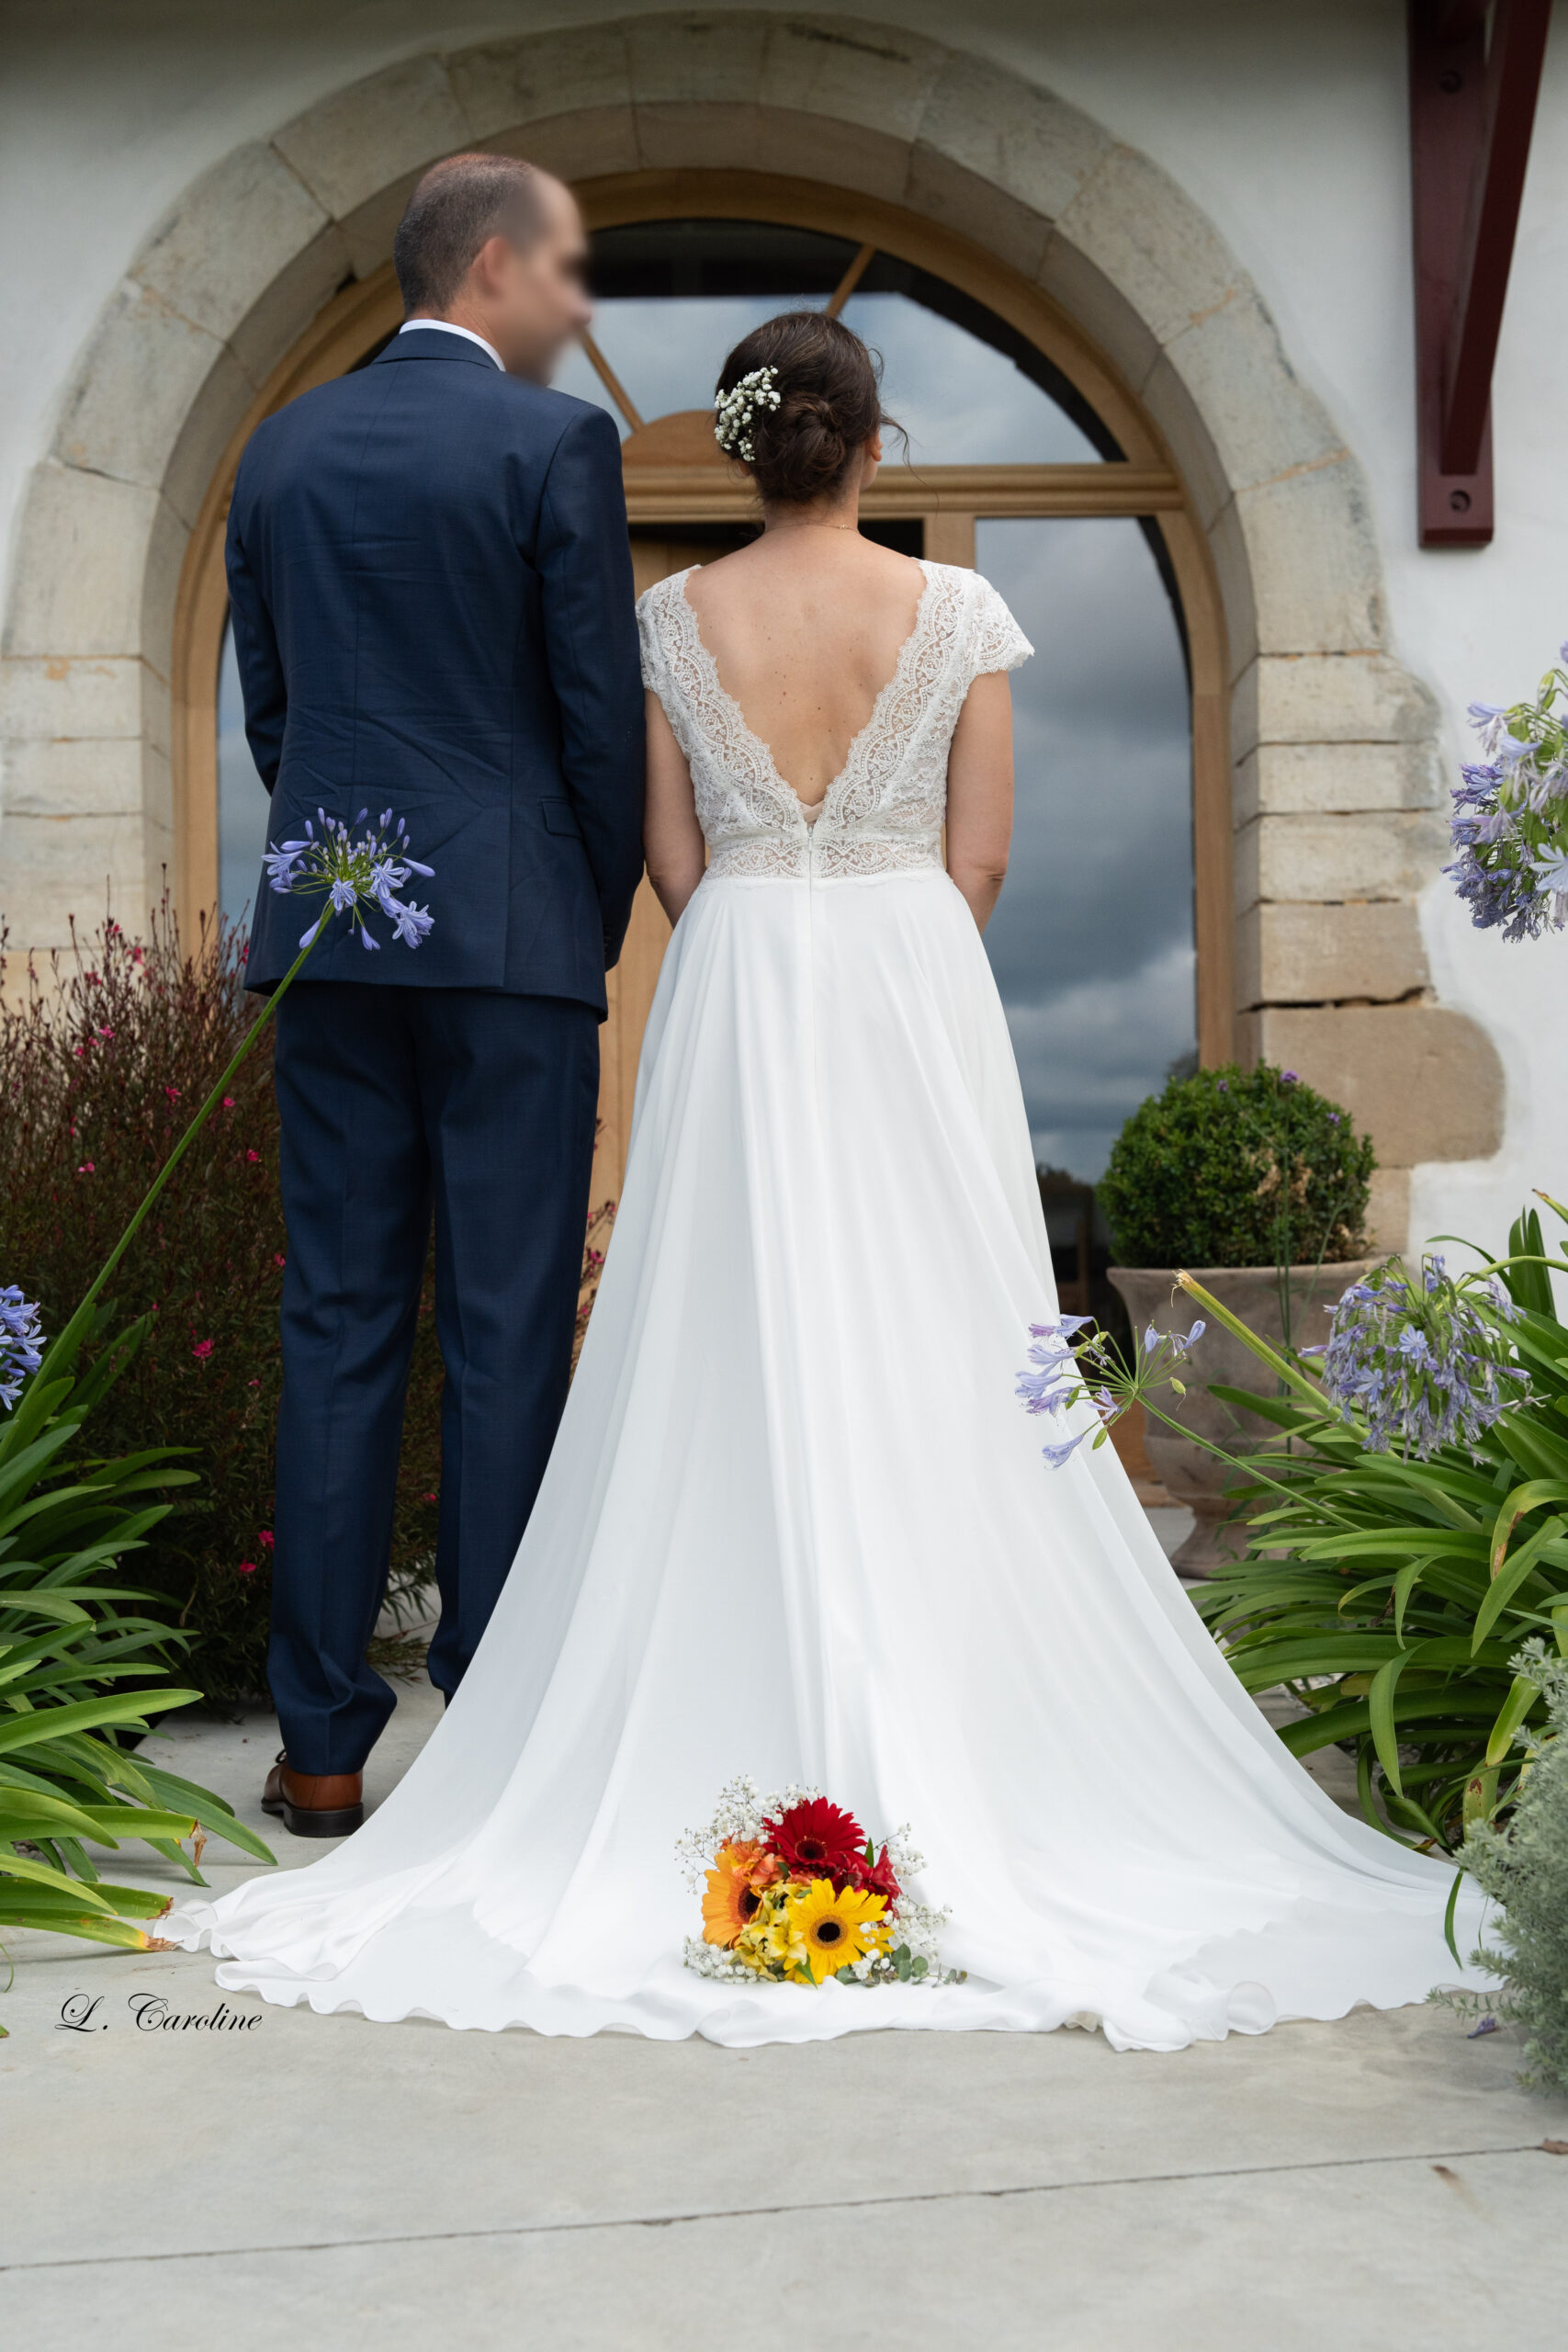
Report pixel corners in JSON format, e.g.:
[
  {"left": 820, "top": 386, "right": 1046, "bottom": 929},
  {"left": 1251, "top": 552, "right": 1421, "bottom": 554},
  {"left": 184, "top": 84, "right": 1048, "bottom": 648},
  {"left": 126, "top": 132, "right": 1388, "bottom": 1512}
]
[{"left": 166, "top": 560, "right": 1485, "bottom": 2048}]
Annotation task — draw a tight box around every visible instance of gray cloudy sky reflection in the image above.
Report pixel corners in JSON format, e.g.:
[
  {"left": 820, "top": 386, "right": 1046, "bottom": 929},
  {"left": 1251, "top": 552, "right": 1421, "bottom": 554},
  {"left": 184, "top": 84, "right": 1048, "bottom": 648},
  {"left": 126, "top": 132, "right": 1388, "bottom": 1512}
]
[
  {"left": 555, "top": 290, "right": 1102, "bottom": 464},
  {"left": 978, "top": 516, "right": 1195, "bottom": 1182}
]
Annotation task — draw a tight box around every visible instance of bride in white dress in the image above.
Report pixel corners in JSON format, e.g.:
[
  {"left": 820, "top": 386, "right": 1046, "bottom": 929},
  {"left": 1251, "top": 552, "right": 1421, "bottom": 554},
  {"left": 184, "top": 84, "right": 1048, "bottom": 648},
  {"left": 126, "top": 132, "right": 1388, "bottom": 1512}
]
[{"left": 168, "top": 312, "right": 1483, "bottom": 2050}]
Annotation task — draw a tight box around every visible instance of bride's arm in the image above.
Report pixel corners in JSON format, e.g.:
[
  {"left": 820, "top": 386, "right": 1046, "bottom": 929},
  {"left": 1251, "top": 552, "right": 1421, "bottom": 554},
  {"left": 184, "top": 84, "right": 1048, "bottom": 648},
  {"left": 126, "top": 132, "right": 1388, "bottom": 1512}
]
[
  {"left": 644, "top": 691, "right": 706, "bottom": 925},
  {"left": 945, "top": 671, "right": 1014, "bottom": 932}
]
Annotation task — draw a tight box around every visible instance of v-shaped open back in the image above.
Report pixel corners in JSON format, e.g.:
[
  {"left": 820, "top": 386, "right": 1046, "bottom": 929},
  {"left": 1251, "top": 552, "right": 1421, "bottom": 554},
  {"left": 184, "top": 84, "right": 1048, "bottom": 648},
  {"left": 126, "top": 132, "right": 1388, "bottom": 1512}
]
[
  {"left": 676, "top": 560, "right": 938, "bottom": 820},
  {"left": 637, "top": 560, "right": 1033, "bottom": 883}
]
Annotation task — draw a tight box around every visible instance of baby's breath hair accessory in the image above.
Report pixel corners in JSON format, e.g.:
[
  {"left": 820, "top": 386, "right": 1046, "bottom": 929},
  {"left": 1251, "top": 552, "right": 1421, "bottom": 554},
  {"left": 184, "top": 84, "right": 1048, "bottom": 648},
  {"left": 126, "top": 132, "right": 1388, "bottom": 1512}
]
[{"left": 714, "top": 365, "right": 783, "bottom": 461}]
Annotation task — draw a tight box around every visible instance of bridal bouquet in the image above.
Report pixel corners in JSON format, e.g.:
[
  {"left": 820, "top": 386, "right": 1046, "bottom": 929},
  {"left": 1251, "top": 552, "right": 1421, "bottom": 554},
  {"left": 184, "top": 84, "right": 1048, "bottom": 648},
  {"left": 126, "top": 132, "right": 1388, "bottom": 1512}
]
[{"left": 679, "top": 1779, "right": 954, "bottom": 1987}]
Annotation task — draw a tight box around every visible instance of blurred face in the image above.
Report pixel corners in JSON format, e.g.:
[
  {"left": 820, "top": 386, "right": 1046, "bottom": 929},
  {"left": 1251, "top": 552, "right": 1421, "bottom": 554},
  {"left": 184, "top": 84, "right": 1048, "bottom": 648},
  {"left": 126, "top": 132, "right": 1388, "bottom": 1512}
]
[{"left": 468, "top": 175, "right": 592, "bottom": 381}]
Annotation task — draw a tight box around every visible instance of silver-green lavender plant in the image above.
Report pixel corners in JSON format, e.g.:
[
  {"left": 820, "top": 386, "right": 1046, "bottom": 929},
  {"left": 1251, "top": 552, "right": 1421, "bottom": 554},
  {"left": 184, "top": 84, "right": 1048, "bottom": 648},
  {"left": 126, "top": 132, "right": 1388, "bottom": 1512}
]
[{"left": 1437, "top": 1638, "right": 1568, "bottom": 2092}]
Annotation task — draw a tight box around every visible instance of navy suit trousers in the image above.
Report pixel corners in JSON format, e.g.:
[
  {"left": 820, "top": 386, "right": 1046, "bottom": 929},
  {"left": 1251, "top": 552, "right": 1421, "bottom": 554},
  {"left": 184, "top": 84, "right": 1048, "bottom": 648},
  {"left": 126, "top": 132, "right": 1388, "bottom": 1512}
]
[{"left": 269, "top": 983, "right": 600, "bottom": 1773}]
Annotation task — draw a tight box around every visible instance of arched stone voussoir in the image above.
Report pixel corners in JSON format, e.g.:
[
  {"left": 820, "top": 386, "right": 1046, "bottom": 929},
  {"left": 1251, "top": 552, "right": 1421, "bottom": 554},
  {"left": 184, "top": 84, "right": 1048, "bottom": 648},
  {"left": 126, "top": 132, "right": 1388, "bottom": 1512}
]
[
  {"left": 908, "top": 47, "right": 1113, "bottom": 226},
  {"left": 1057, "top": 141, "right": 1239, "bottom": 352},
  {"left": 625, "top": 9, "right": 769, "bottom": 108},
  {"left": 132, "top": 141, "right": 339, "bottom": 355},
  {"left": 754, "top": 12, "right": 946, "bottom": 142},
  {"left": 446, "top": 21, "right": 638, "bottom": 143},
  {"left": 272, "top": 51, "right": 472, "bottom": 226},
  {"left": 1234, "top": 459, "right": 1388, "bottom": 661}
]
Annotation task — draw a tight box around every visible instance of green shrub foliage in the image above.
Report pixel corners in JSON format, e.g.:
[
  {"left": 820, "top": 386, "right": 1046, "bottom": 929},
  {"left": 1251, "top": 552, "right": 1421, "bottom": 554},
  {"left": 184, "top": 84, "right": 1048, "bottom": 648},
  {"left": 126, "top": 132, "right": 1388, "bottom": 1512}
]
[
  {"left": 0, "top": 910, "right": 443, "bottom": 1700},
  {"left": 1454, "top": 1640, "right": 1568, "bottom": 2094},
  {"left": 1098, "top": 1061, "right": 1375, "bottom": 1269}
]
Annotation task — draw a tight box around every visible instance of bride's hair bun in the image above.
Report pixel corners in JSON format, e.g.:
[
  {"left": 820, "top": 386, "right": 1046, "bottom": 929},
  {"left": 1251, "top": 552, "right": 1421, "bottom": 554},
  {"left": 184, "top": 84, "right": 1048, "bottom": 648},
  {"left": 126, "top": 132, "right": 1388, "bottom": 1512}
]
[{"left": 715, "top": 312, "right": 895, "bottom": 507}]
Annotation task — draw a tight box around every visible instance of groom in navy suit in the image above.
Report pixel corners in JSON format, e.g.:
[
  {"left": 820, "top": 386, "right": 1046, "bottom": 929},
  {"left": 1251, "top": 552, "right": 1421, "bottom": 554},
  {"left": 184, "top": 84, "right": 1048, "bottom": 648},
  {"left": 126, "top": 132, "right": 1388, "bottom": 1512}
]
[{"left": 226, "top": 155, "right": 645, "bottom": 1834}]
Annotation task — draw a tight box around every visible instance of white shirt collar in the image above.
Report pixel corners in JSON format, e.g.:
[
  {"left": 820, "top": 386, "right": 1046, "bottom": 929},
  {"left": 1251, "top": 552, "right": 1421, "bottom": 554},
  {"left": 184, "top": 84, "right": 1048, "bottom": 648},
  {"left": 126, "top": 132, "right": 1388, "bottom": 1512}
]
[{"left": 398, "top": 319, "right": 504, "bottom": 372}]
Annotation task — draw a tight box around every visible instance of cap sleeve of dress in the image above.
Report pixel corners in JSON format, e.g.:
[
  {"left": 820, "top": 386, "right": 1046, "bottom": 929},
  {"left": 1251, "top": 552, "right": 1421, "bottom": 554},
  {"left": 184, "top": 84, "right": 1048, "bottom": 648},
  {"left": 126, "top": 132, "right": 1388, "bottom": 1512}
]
[
  {"left": 636, "top": 582, "right": 671, "bottom": 698},
  {"left": 636, "top": 574, "right": 705, "bottom": 769},
  {"left": 966, "top": 573, "right": 1033, "bottom": 679}
]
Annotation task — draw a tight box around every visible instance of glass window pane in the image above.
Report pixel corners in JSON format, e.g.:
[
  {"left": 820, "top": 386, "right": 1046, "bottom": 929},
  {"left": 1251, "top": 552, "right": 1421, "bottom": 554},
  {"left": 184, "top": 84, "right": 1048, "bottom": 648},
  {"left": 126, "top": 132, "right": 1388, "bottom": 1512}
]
[
  {"left": 218, "top": 617, "right": 270, "bottom": 929},
  {"left": 559, "top": 220, "right": 1108, "bottom": 461},
  {"left": 840, "top": 291, "right": 1100, "bottom": 463},
  {"left": 976, "top": 516, "right": 1195, "bottom": 1183},
  {"left": 555, "top": 293, "right": 832, "bottom": 432}
]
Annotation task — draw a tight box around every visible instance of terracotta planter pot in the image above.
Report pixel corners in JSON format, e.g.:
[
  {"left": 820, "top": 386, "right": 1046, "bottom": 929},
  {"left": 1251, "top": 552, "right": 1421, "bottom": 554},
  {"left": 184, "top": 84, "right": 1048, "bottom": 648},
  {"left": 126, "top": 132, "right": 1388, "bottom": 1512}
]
[{"left": 1106, "top": 1261, "right": 1378, "bottom": 1579}]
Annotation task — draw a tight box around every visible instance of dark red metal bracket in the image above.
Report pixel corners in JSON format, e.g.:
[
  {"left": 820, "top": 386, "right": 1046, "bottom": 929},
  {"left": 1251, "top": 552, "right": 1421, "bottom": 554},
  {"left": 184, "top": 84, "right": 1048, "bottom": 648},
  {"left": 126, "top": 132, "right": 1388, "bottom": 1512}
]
[{"left": 1409, "top": 0, "right": 1551, "bottom": 547}]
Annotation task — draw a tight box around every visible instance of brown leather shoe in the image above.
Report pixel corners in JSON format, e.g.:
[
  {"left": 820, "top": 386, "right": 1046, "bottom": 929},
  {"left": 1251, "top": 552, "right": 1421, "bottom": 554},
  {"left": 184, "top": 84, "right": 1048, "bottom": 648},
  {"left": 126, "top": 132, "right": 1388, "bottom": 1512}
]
[{"left": 261, "top": 1749, "right": 364, "bottom": 1838}]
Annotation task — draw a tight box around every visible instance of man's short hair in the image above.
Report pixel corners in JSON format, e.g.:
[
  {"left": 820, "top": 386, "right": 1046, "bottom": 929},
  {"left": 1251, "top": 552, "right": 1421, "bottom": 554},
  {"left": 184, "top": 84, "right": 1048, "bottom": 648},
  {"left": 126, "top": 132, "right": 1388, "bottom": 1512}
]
[{"left": 393, "top": 153, "right": 547, "bottom": 313}]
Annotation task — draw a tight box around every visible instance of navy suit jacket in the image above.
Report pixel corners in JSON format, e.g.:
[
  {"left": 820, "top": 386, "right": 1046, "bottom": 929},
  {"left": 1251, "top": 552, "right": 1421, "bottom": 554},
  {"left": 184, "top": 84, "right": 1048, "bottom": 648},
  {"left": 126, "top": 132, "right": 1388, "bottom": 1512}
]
[{"left": 227, "top": 328, "right": 646, "bottom": 1010}]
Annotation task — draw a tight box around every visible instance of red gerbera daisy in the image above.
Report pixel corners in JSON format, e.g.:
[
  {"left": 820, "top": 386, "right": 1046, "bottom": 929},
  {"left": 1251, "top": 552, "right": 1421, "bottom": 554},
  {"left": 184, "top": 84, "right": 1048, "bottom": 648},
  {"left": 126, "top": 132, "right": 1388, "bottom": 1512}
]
[
  {"left": 844, "top": 1842, "right": 903, "bottom": 1907},
  {"left": 764, "top": 1797, "right": 866, "bottom": 1884}
]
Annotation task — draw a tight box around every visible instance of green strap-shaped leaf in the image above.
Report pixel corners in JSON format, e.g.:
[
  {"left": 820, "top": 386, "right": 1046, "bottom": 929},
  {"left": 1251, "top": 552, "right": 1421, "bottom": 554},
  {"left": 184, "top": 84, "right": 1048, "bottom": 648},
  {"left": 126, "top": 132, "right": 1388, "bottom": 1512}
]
[
  {"left": 0, "top": 1426, "right": 83, "bottom": 1520},
  {"left": 1495, "top": 1419, "right": 1568, "bottom": 1483},
  {"left": 0, "top": 1689, "right": 202, "bottom": 1754},
  {"left": 132, "top": 1764, "right": 276, "bottom": 1864},
  {"left": 0, "top": 1902, "right": 157, "bottom": 1949},
  {"left": 0, "top": 1854, "right": 119, "bottom": 1910},
  {"left": 0, "top": 1376, "right": 77, "bottom": 1466},
  {"left": 1368, "top": 1651, "right": 1420, "bottom": 1796},
  {"left": 1484, "top": 1671, "right": 1543, "bottom": 1769},
  {"left": 1490, "top": 1479, "right": 1568, "bottom": 1576},
  {"left": 1393, "top": 1556, "right": 1436, "bottom": 1642},
  {"left": 1280, "top": 1689, "right": 1503, "bottom": 1757},
  {"left": 0, "top": 1787, "right": 111, "bottom": 1843},
  {"left": 1472, "top": 1517, "right": 1566, "bottom": 1654},
  {"left": 72, "top": 1806, "right": 197, "bottom": 1843},
  {"left": 1443, "top": 1870, "right": 1466, "bottom": 1967},
  {"left": 0, "top": 1591, "right": 92, "bottom": 1626}
]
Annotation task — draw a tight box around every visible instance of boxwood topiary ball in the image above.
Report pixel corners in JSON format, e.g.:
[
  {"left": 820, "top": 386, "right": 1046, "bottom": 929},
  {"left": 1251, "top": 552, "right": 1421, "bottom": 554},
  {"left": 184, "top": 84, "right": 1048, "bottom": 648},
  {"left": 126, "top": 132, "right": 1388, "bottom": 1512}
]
[{"left": 1097, "top": 1061, "right": 1375, "bottom": 1270}]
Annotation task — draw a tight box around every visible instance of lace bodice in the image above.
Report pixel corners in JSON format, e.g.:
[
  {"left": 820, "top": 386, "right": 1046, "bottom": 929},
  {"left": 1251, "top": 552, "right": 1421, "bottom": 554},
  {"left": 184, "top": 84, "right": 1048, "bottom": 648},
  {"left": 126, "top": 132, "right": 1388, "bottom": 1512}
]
[{"left": 637, "top": 560, "right": 1032, "bottom": 881}]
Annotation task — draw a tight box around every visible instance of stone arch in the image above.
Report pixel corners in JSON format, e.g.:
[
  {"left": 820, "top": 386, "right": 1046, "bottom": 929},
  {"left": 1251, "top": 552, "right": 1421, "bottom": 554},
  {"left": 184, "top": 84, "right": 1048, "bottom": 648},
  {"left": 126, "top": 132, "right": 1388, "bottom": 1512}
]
[{"left": 0, "top": 11, "right": 1503, "bottom": 1242}]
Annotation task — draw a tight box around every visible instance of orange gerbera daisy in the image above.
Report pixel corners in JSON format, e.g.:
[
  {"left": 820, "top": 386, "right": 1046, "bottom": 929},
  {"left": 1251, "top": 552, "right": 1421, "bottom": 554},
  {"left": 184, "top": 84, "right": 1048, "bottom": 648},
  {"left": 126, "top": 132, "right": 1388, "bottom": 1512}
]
[{"left": 702, "top": 1841, "right": 776, "bottom": 1947}]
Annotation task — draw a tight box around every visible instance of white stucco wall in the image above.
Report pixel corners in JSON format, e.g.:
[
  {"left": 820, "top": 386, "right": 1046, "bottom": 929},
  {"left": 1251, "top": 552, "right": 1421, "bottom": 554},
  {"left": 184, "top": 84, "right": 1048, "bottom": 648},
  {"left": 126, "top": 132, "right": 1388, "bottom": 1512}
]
[{"left": 2, "top": 0, "right": 1564, "bottom": 1260}]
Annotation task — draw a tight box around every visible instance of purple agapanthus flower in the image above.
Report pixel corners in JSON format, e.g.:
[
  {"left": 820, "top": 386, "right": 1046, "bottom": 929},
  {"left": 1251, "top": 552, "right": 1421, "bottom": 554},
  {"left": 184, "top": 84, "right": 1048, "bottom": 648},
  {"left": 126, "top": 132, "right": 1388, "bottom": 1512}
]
[
  {"left": 1014, "top": 1314, "right": 1095, "bottom": 1417},
  {"left": 1448, "top": 655, "right": 1568, "bottom": 940},
  {"left": 1017, "top": 1313, "right": 1205, "bottom": 1473},
  {"left": 1314, "top": 1253, "right": 1528, "bottom": 1459},
  {"left": 0, "top": 1284, "right": 44, "bottom": 1411},
  {"left": 267, "top": 809, "right": 437, "bottom": 956}
]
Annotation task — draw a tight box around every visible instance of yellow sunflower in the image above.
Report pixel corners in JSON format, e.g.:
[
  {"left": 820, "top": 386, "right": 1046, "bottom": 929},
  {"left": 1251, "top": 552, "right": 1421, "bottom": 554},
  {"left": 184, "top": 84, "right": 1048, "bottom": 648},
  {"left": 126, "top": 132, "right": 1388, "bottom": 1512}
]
[
  {"left": 786, "top": 1877, "right": 890, "bottom": 1983},
  {"left": 702, "top": 1842, "right": 769, "bottom": 1948}
]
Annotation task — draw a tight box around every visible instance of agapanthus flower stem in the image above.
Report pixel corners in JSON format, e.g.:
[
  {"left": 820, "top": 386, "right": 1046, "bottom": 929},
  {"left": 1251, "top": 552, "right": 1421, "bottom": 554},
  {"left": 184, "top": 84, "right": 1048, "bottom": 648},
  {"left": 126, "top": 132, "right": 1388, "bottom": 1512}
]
[
  {"left": 1134, "top": 1392, "right": 1348, "bottom": 1521},
  {"left": 1175, "top": 1272, "right": 1324, "bottom": 1404}
]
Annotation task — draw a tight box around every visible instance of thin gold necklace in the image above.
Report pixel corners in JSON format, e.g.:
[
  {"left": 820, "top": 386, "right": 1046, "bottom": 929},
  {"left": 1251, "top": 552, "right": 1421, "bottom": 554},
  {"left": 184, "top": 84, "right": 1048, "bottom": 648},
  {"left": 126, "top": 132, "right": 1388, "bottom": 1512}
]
[{"left": 762, "top": 519, "right": 860, "bottom": 535}]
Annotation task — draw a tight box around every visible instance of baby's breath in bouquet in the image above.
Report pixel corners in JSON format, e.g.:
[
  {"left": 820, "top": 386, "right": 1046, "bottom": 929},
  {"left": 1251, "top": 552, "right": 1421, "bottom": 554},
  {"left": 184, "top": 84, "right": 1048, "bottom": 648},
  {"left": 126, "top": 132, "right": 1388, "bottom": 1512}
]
[{"left": 679, "top": 1779, "right": 956, "bottom": 1987}]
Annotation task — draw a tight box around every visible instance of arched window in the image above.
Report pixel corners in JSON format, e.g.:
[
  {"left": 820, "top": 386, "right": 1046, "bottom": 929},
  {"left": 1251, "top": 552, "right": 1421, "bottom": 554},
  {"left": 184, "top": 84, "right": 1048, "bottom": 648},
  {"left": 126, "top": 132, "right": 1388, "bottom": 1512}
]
[{"left": 217, "top": 209, "right": 1200, "bottom": 1221}]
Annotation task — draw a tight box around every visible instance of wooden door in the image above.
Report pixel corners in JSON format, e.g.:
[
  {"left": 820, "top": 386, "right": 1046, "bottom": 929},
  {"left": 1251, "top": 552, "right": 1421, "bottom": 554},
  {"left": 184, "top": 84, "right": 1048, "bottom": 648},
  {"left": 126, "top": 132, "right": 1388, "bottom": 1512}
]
[{"left": 590, "top": 535, "right": 735, "bottom": 1207}]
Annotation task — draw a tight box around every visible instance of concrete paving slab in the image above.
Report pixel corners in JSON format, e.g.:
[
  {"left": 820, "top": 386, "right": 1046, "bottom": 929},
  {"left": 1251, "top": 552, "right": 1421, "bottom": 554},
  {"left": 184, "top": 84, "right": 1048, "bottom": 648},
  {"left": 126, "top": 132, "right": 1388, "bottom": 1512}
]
[
  {"left": 6, "top": 1960, "right": 1562, "bottom": 2265},
  {"left": 7, "top": 2146, "right": 1566, "bottom": 2352}
]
